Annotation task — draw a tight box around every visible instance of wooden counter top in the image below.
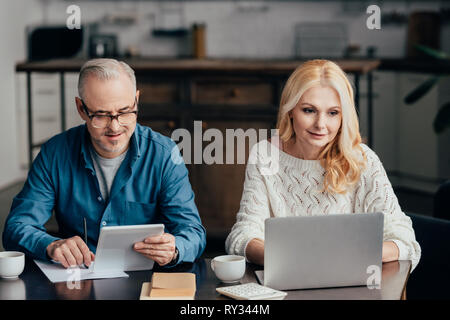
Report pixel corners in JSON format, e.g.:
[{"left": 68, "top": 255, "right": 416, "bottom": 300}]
[
  {"left": 16, "top": 58, "right": 380, "bottom": 75},
  {"left": 379, "top": 58, "right": 450, "bottom": 74}
]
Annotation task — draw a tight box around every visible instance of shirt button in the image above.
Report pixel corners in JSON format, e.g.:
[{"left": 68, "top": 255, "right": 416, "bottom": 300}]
[
  {"left": 102, "top": 221, "right": 107, "bottom": 226},
  {"left": 97, "top": 196, "right": 102, "bottom": 201}
]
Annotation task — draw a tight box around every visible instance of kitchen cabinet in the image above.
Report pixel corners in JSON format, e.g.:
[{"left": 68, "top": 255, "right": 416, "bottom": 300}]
[
  {"left": 191, "top": 78, "right": 275, "bottom": 106},
  {"left": 138, "top": 79, "right": 181, "bottom": 105},
  {"left": 30, "top": 73, "right": 61, "bottom": 145},
  {"left": 16, "top": 73, "right": 83, "bottom": 170}
]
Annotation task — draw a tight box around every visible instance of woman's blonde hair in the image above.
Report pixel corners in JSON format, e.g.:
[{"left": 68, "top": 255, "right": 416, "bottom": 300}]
[{"left": 276, "top": 59, "right": 366, "bottom": 194}]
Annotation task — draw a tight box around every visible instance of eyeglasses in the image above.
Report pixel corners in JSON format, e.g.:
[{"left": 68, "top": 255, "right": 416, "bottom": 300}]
[{"left": 81, "top": 97, "right": 138, "bottom": 129}]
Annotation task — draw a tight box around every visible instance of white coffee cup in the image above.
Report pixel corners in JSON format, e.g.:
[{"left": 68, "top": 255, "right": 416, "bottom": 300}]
[
  {"left": 211, "top": 255, "right": 246, "bottom": 283},
  {"left": 0, "top": 251, "right": 25, "bottom": 279}
]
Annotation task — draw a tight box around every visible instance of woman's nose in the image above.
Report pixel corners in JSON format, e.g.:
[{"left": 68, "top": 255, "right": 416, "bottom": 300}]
[{"left": 315, "top": 113, "right": 326, "bottom": 129}]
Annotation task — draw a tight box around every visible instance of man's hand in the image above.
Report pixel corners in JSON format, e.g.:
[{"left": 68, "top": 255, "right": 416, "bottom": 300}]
[
  {"left": 46, "top": 236, "right": 95, "bottom": 268},
  {"left": 133, "top": 233, "right": 176, "bottom": 266}
]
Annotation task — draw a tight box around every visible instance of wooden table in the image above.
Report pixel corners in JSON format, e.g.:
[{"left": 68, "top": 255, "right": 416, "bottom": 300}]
[{"left": 0, "top": 256, "right": 410, "bottom": 300}]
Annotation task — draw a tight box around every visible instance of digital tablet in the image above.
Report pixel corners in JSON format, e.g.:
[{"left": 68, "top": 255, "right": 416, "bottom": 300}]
[{"left": 93, "top": 224, "right": 165, "bottom": 272}]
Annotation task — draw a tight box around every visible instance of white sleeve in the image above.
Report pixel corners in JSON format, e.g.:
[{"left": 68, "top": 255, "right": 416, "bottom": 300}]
[
  {"left": 225, "top": 149, "right": 271, "bottom": 259},
  {"left": 358, "top": 146, "right": 421, "bottom": 271}
]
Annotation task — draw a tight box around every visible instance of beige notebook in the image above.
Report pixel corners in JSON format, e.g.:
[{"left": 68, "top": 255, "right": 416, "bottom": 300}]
[{"left": 140, "top": 272, "right": 196, "bottom": 300}]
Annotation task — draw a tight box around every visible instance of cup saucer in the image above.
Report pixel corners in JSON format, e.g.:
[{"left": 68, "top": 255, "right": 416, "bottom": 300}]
[
  {"left": 221, "top": 279, "right": 241, "bottom": 284},
  {"left": 1, "top": 275, "right": 19, "bottom": 280}
]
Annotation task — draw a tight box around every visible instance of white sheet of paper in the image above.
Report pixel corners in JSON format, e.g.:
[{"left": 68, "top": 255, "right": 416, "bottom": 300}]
[{"left": 34, "top": 260, "right": 129, "bottom": 283}]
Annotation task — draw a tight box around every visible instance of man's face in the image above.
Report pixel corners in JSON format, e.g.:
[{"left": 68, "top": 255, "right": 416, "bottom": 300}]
[{"left": 76, "top": 73, "right": 139, "bottom": 159}]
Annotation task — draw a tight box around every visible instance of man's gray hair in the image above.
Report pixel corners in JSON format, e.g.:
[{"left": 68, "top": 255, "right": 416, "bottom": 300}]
[{"left": 78, "top": 58, "right": 136, "bottom": 100}]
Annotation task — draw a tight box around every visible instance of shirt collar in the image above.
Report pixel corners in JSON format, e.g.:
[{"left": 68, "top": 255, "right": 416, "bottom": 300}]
[{"left": 80, "top": 124, "right": 141, "bottom": 170}]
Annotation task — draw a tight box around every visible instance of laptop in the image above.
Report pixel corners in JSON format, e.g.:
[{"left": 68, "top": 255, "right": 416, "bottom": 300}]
[{"left": 261, "top": 212, "right": 383, "bottom": 290}]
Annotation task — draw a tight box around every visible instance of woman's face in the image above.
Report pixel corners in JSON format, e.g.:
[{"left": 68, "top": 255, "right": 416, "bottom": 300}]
[{"left": 289, "top": 85, "right": 342, "bottom": 158}]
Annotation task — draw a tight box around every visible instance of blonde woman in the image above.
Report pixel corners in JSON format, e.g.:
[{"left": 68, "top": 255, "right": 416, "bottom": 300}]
[{"left": 225, "top": 59, "right": 421, "bottom": 271}]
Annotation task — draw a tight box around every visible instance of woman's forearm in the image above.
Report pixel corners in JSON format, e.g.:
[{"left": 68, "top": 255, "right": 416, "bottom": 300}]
[
  {"left": 245, "top": 238, "right": 265, "bottom": 266},
  {"left": 246, "top": 239, "right": 398, "bottom": 266},
  {"left": 382, "top": 241, "right": 400, "bottom": 263},
  {"left": 245, "top": 239, "right": 399, "bottom": 266}
]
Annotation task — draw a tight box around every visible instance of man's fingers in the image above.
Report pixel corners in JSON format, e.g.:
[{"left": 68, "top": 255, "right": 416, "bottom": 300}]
[
  {"left": 73, "top": 236, "right": 92, "bottom": 266},
  {"left": 144, "top": 233, "right": 173, "bottom": 244},
  {"left": 66, "top": 237, "right": 89, "bottom": 266},
  {"left": 134, "top": 233, "right": 175, "bottom": 267},
  {"left": 68, "top": 244, "right": 84, "bottom": 266},
  {"left": 134, "top": 248, "right": 171, "bottom": 258},
  {"left": 134, "top": 242, "right": 174, "bottom": 251},
  {"left": 61, "top": 246, "right": 77, "bottom": 267},
  {"left": 47, "top": 237, "right": 94, "bottom": 268},
  {"left": 53, "top": 249, "right": 69, "bottom": 268}
]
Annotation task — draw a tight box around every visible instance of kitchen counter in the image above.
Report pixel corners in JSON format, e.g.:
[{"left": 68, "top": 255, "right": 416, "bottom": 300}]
[
  {"left": 18, "top": 57, "right": 450, "bottom": 74},
  {"left": 379, "top": 58, "right": 450, "bottom": 74},
  {"left": 16, "top": 58, "right": 380, "bottom": 75}
]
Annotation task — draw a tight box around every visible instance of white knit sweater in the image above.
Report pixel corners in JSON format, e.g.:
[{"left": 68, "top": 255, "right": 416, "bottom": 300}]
[{"left": 225, "top": 140, "right": 421, "bottom": 271}]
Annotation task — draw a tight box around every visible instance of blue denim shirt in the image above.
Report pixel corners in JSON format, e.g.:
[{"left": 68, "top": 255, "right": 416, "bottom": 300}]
[{"left": 3, "top": 124, "right": 206, "bottom": 265}]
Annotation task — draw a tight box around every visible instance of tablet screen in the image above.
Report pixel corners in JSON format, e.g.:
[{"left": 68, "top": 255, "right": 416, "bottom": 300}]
[{"left": 93, "top": 224, "right": 165, "bottom": 272}]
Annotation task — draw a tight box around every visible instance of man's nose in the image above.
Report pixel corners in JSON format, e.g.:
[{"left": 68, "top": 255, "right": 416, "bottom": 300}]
[{"left": 109, "top": 117, "right": 121, "bottom": 131}]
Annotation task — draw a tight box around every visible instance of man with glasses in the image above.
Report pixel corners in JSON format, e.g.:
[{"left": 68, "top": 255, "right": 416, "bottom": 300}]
[{"left": 3, "top": 59, "right": 206, "bottom": 268}]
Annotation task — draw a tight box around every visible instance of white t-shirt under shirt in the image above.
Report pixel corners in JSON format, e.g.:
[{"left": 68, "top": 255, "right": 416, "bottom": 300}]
[{"left": 90, "top": 146, "right": 128, "bottom": 202}]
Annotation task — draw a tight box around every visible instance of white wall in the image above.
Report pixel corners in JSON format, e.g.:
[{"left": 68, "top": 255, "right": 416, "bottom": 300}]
[
  {"left": 0, "top": 0, "right": 43, "bottom": 189},
  {"left": 41, "top": 0, "right": 445, "bottom": 59}
]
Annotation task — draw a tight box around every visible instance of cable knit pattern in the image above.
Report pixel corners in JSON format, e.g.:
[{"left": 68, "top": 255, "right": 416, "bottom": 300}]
[{"left": 225, "top": 140, "right": 421, "bottom": 271}]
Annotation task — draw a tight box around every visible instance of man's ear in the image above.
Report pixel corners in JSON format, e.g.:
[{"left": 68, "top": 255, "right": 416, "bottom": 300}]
[
  {"left": 136, "top": 90, "right": 140, "bottom": 104},
  {"left": 75, "top": 97, "right": 87, "bottom": 121}
]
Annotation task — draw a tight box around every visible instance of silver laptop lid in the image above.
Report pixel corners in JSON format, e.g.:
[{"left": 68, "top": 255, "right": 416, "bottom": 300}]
[{"left": 264, "top": 212, "right": 383, "bottom": 290}]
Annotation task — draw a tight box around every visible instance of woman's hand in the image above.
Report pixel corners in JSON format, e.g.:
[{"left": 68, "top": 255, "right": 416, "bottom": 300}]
[
  {"left": 382, "top": 241, "right": 399, "bottom": 263},
  {"left": 245, "top": 238, "right": 265, "bottom": 266}
]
